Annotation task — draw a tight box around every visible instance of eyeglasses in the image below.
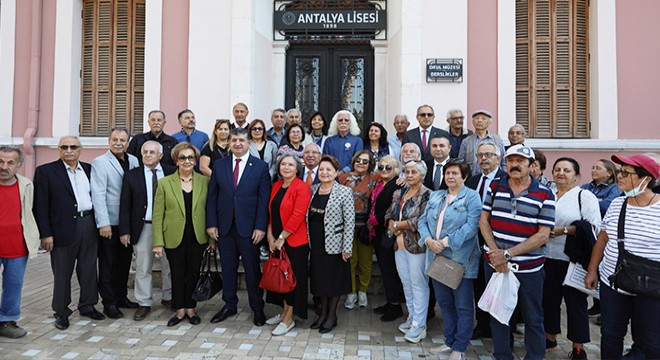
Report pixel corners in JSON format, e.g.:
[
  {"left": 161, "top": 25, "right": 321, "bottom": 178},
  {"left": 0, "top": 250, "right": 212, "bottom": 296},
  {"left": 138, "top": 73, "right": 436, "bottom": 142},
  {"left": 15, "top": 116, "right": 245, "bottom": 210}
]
[
  {"left": 449, "top": 116, "right": 464, "bottom": 121},
  {"left": 378, "top": 165, "right": 393, "bottom": 171},
  {"left": 355, "top": 158, "right": 370, "bottom": 165},
  {"left": 289, "top": 130, "right": 303, "bottom": 135},
  {"left": 178, "top": 155, "right": 196, "bottom": 163},
  {"left": 337, "top": 118, "right": 351, "bottom": 123},
  {"left": 418, "top": 113, "right": 434, "bottom": 118},
  {"left": 618, "top": 169, "right": 637, "bottom": 178},
  {"left": 59, "top": 145, "right": 81, "bottom": 150},
  {"left": 251, "top": 127, "right": 264, "bottom": 131},
  {"left": 477, "top": 152, "right": 496, "bottom": 159}
]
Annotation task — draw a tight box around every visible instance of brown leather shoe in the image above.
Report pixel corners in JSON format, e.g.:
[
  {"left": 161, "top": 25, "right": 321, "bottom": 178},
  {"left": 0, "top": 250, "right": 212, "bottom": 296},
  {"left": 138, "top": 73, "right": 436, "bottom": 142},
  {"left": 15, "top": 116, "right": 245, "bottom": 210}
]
[{"left": 133, "top": 306, "right": 151, "bottom": 321}]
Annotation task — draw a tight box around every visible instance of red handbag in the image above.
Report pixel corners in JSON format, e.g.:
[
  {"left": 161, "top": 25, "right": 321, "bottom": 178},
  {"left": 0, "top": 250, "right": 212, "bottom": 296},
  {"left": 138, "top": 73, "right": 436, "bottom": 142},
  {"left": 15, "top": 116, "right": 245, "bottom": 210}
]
[{"left": 259, "top": 247, "right": 297, "bottom": 293}]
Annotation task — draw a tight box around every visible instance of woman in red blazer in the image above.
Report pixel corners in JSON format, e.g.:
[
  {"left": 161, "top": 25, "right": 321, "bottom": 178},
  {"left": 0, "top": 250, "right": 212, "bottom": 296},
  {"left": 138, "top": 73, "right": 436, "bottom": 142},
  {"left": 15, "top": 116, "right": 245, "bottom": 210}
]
[{"left": 264, "top": 154, "right": 312, "bottom": 336}]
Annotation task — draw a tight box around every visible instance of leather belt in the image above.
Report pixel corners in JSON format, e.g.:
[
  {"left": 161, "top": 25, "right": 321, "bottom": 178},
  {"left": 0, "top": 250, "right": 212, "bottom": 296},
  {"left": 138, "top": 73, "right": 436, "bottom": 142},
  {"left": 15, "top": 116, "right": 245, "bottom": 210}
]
[
  {"left": 144, "top": 220, "right": 153, "bottom": 224},
  {"left": 75, "top": 209, "right": 93, "bottom": 218}
]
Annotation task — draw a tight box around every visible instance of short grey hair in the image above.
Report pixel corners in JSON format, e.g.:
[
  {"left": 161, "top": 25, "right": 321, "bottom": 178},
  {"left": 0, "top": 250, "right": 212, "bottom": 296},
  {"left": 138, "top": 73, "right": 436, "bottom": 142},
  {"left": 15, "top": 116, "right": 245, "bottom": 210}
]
[
  {"left": 477, "top": 141, "right": 501, "bottom": 156},
  {"left": 275, "top": 154, "right": 304, "bottom": 178},
  {"left": 400, "top": 142, "right": 422, "bottom": 161},
  {"left": 446, "top": 108, "right": 463, "bottom": 119},
  {"left": 379, "top": 155, "right": 401, "bottom": 173},
  {"left": 0, "top": 145, "right": 24, "bottom": 167},
  {"left": 141, "top": 140, "right": 163, "bottom": 154},
  {"left": 286, "top": 108, "right": 301, "bottom": 117},
  {"left": 509, "top": 123, "right": 527, "bottom": 136},
  {"left": 404, "top": 159, "right": 428, "bottom": 176}
]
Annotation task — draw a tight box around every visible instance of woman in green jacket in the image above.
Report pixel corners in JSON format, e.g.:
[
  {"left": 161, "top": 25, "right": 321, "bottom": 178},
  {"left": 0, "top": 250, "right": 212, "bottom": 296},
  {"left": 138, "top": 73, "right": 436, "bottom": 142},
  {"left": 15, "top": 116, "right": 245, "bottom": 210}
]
[{"left": 153, "top": 142, "right": 214, "bottom": 327}]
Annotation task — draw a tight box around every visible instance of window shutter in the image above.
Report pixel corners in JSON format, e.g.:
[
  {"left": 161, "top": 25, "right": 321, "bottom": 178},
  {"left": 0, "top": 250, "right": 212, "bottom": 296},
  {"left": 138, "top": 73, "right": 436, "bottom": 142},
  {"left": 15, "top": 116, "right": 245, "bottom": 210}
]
[
  {"left": 80, "top": 0, "right": 145, "bottom": 136},
  {"left": 516, "top": 0, "right": 589, "bottom": 138}
]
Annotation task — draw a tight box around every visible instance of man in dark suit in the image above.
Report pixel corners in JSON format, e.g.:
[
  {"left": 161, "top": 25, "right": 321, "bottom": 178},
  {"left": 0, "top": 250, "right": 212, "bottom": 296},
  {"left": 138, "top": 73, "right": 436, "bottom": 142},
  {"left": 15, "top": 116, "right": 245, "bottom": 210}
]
[
  {"left": 34, "top": 136, "right": 105, "bottom": 330},
  {"left": 91, "top": 128, "right": 139, "bottom": 319},
  {"left": 423, "top": 135, "right": 452, "bottom": 191},
  {"left": 302, "top": 143, "right": 322, "bottom": 185},
  {"left": 119, "top": 140, "right": 176, "bottom": 321},
  {"left": 402, "top": 105, "right": 450, "bottom": 162},
  {"left": 465, "top": 141, "right": 505, "bottom": 339},
  {"left": 206, "top": 128, "right": 271, "bottom": 326}
]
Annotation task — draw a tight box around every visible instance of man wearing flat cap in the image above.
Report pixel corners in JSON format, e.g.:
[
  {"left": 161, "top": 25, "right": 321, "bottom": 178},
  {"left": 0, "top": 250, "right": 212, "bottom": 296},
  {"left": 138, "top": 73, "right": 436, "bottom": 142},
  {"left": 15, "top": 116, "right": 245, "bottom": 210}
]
[{"left": 458, "top": 110, "right": 506, "bottom": 176}]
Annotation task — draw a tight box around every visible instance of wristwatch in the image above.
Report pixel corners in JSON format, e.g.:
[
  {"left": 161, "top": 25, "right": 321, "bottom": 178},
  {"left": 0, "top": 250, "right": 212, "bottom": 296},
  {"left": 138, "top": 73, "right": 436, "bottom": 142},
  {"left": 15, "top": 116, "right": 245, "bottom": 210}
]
[
  {"left": 563, "top": 226, "right": 568, "bottom": 235},
  {"left": 278, "top": 234, "right": 285, "bottom": 241},
  {"left": 504, "top": 250, "right": 512, "bottom": 261},
  {"left": 393, "top": 221, "right": 398, "bottom": 230}
]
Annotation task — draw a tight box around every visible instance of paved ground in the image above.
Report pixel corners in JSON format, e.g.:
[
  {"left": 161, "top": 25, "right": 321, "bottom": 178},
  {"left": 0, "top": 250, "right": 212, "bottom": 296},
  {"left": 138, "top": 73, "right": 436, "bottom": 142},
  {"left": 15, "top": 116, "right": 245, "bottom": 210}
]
[{"left": 0, "top": 253, "right": 619, "bottom": 359}]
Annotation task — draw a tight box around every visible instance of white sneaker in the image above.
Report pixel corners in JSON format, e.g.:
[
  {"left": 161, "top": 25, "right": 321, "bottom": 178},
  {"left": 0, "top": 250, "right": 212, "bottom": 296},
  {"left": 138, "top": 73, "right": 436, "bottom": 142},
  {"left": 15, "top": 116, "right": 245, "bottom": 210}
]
[
  {"left": 398, "top": 315, "right": 413, "bottom": 333},
  {"left": 404, "top": 322, "right": 426, "bottom": 343},
  {"left": 448, "top": 350, "right": 466, "bottom": 360},
  {"left": 344, "top": 293, "right": 357, "bottom": 310},
  {"left": 429, "top": 344, "right": 453, "bottom": 354},
  {"left": 265, "top": 314, "right": 282, "bottom": 325},
  {"left": 358, "top": 291, "right": 368, "bottom": 307},
  {"left": 271, "top": 320, "right": 295, "bottom": 336}
]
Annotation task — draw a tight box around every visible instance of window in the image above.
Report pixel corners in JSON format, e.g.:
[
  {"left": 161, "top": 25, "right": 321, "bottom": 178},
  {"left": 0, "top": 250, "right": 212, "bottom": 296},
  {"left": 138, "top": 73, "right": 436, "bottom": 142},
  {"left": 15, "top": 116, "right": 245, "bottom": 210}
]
[
  {"left": 516, "top": 0, "right": 589, "bottom": 138},
  {"left": 81, "top": 0, "right": 145, "bottom": 136}
]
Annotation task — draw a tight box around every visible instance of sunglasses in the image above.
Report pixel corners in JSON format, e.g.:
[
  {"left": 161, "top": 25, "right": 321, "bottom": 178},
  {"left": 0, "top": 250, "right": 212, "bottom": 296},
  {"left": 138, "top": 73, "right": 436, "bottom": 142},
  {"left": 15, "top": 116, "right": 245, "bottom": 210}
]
[
  {"left": 251, "top": 127, "right": 264, "bottom": 131},
  {"left": 59, "top": 145, "right": 81, "bottom": 150},
  {"left": 355, "top": 158, "right": 370, "bottom": 165},
  {"left": 418, "top": 113, "right": 434, "bottom": 118},
  {"left": 178, "top": 155, "right": 196, "bottom": 162},
  {"left": 618, "top": 169, "right": 637, "bottom": 178},
  {"left": 378, "top": 165, "right": 393, "bottom": 171}
]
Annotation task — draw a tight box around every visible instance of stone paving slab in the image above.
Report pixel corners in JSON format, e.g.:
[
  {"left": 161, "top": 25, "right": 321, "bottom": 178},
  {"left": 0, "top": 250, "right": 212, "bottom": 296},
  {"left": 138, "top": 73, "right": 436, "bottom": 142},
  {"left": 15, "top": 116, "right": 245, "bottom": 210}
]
[{"left": 0, "top": 253, "right": 630, "bottom": 359}]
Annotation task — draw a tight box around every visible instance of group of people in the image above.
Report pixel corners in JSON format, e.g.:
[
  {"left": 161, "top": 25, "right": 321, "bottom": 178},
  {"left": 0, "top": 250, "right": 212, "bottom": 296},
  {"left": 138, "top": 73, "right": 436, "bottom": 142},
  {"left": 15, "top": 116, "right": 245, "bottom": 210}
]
[{"left": 0, "top": 102, "right": 659, "bottom": 360}]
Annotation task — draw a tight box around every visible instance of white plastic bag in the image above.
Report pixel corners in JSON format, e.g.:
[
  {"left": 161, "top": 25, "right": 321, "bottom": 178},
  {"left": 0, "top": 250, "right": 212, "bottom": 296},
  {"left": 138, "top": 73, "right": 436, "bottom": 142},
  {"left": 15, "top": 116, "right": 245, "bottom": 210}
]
[{"left": 478, "top": 266, "right": 520, "bottom": 325}]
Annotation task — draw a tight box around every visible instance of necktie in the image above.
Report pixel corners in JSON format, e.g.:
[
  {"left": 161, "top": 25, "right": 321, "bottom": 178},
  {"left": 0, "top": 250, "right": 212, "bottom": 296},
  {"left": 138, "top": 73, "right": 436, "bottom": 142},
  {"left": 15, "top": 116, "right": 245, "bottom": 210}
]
[
  {"left": 233, "top": 158, "right": 241, "bottom": 187},
  {"left": 421, "top": 130, "right": 427, "bottom": 153},
  {"left": 478, "top": 175, "right": 488, "bottom": 200},
  {"left": 306, "top": 170, "right": 314, "bottom": 185},
  {"left": 433, "top": 164, "right": 443, "bottom": 190},
  {"left": 151, "top": 169, "right": 158, "bottom": 199}
]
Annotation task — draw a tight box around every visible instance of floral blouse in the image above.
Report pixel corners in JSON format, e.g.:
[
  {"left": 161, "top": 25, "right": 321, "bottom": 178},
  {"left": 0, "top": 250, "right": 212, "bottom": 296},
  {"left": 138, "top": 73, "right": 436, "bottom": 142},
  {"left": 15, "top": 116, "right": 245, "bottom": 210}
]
[{"left": 385, "top": 185, "right": 431, "bottom": 254}]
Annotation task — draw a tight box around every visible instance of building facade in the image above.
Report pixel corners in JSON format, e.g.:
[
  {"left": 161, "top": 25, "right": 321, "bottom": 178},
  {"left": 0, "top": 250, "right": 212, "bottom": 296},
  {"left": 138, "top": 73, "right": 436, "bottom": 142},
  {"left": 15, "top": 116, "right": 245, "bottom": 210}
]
[{"left": 1, "top": 0, "right": 659, "bottom": 178}]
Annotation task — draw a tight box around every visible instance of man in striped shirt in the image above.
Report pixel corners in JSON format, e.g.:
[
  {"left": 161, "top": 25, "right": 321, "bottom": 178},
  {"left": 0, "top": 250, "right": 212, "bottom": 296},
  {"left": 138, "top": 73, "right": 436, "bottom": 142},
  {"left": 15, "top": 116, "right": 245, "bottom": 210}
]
[{"left": 479, "top": 144, "right": 555, "bottom": 360}]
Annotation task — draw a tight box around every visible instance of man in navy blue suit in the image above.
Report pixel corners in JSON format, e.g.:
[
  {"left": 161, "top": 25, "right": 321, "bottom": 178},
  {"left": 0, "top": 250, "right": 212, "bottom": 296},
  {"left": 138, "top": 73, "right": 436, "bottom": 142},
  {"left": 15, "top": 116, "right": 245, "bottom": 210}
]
[
  {"left": 206, "top": 128, "right": 271, "bottom": 326},
  {"left": 301, "top": 143, "right": 322, "bottom": 185}
]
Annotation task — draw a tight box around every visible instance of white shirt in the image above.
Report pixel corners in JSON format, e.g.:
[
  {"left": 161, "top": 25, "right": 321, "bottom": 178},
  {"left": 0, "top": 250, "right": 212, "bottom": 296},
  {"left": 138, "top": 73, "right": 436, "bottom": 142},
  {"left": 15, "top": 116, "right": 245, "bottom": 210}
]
[
  {"left": 143, "top": 164, "right": 164, "bottom": 221},
  {"left": 432, "top": 157, "right": 450, "bottom": 187},
  {"left": 232, "top": 152, "right": 250, "bottom": 185},
  {"left": 304, "top": 165, "right": 319, "bottom": 183},
  {"left": 64, "top": 161, "right": 93, "bottom": 212},
  {"left": 477, "top": 168, "right": 500, "bottom": 202}
]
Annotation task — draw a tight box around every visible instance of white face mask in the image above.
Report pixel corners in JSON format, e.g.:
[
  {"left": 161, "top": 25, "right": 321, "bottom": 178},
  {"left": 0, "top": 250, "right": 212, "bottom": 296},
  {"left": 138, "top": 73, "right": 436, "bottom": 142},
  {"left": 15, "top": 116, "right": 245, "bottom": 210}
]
[{"left": 624, "top": 176, "right": 649, "bottom": 197}]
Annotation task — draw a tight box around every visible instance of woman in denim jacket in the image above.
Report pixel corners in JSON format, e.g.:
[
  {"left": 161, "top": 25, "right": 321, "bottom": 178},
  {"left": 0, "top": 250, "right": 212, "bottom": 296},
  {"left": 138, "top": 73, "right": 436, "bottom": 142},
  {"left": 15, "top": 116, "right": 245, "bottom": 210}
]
[{"left": 418, "top": 159, "right": 481, "bottom": 360}]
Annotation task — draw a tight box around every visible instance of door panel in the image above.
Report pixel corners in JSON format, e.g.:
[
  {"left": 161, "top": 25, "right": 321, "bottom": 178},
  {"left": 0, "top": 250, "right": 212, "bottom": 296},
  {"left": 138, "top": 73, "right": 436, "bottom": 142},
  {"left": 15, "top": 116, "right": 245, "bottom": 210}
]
[{"left": 286, "top": 45, "right": 374, "bottom": 131}]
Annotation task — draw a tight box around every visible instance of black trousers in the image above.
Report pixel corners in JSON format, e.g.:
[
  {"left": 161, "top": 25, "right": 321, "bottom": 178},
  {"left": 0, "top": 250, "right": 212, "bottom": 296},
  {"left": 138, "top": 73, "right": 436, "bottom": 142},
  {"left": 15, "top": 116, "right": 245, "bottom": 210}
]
[
  {"left": 50, "top": 214, "right": 99, "bottom": 317},
  {"left": 373, "top": 242, "right": 403, "bottom": 303},
  {"left": 98, "top": 225, "right": 134, "bottom": 306},
  {"left": 165, "top": 234, "right": 205, "bottom": 310},
  {"left": 542, "top": 259, "right": 590, "bottom": 343}
]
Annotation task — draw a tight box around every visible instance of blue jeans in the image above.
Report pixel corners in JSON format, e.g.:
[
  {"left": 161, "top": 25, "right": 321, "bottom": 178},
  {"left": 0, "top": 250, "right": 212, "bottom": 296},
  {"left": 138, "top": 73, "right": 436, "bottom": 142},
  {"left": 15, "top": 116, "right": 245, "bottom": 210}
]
[
  {"left": 600, "top": 282, "right": 660, "bottom": 360},
  {"left": 485, "top": 264, "right": 545, "bottom": 360},
  {"left": 0, "top": 256, "right": 28, "bottom": 322},
  {"left": 433, "top": 277, "right": 474, "bottom": 352},
  {"left": 395, "top": 250, "right": 428, "bottom": 326}
]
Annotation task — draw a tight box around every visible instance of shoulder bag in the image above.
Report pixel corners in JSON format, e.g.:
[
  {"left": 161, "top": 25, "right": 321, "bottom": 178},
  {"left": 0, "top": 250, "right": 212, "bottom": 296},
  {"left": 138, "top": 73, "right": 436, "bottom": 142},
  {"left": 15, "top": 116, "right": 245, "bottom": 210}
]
[
  {"left": 192, "top": 249, "right": 223, "bottom": 301},
  {"left": 608, "top": 200, "right": 660, "bottom": 299},
  {"left": 259, "top": 247, "right": 297, "bottom": 294}
]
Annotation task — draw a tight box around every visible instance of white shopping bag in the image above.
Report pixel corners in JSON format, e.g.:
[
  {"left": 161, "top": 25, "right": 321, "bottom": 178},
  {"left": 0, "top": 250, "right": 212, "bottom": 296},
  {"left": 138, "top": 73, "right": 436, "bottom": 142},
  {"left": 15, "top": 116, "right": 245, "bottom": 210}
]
[{"left": 478, "top": 265, "right": 520, "bottom": 325}]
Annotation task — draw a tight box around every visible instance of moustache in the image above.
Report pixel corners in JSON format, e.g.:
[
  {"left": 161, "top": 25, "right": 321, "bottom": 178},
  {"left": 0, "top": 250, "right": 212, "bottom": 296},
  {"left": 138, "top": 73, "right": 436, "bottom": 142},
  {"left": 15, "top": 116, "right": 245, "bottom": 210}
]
[{"left": 510, "top": 166, "right": 522, "bottom": 172}]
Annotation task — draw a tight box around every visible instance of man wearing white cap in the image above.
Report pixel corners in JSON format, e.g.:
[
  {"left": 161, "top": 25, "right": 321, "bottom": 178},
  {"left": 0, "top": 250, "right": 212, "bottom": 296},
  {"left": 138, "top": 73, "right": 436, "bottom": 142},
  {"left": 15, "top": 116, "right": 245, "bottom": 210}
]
[
  {"left": 458, "top": 110, "right": 506, "bottom": 176},
  {"left": 480, "top": 144, "right": 556, "bottom": 360}
]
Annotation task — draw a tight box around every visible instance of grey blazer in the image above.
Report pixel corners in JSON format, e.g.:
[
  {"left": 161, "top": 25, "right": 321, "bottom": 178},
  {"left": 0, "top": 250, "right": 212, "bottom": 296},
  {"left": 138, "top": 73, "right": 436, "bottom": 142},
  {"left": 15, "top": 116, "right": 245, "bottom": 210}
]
[
  {"left": 91, "top": 150, "right": 139, "bottom": 227},
  {"left": 307, "top": 182, "right": 355, "bottom": 254},
  {"left": 249, "top": 140, "right": 279, "bottom": 179}
]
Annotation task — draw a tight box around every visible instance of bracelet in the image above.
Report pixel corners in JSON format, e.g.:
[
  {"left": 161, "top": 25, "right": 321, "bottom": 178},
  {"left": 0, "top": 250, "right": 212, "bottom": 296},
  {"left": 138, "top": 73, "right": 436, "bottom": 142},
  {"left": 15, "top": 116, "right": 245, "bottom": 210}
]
[{"left": 393, "top": 221, "right": 398, "bottom": 230}]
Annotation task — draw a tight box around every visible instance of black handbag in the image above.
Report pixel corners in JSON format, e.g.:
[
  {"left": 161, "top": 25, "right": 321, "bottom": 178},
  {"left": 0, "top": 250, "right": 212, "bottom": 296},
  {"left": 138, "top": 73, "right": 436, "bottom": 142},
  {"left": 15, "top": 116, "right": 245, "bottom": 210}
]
[
  {"left": 192, "top": 249, "right": 223, "bottom": 301},
  {"left": 608, "top": 200, "right": 660, "bottom": 299}
]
